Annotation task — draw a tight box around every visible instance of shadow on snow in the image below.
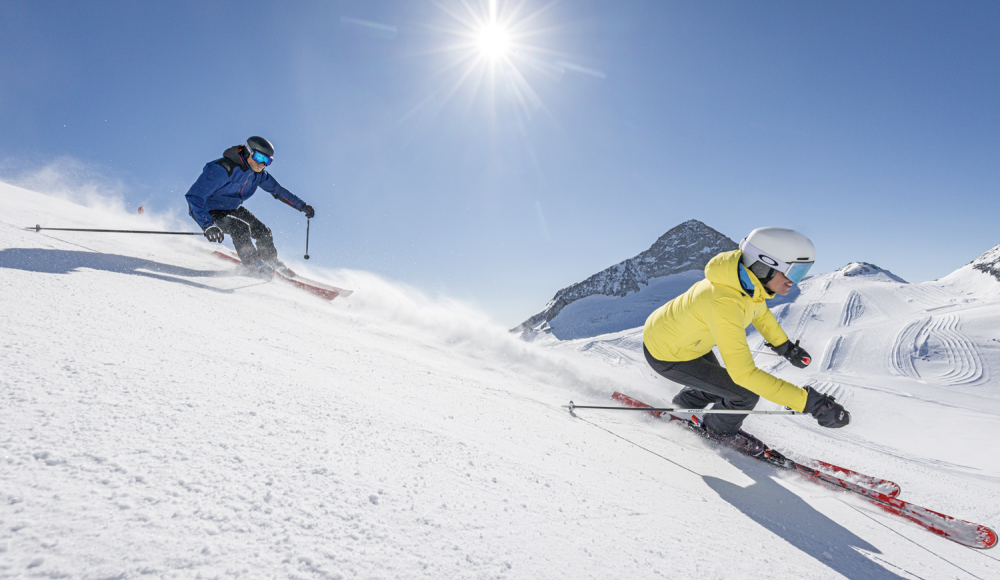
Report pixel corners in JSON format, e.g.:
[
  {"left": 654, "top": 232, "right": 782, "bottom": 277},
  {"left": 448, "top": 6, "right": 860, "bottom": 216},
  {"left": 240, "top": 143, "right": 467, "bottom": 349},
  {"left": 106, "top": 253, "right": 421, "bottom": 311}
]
[
  {"left": 0, "top": 248, "right": 243, "bottom": 294},
  {"left": 704, "top": 456, "right": 909, "bottom": 580}
]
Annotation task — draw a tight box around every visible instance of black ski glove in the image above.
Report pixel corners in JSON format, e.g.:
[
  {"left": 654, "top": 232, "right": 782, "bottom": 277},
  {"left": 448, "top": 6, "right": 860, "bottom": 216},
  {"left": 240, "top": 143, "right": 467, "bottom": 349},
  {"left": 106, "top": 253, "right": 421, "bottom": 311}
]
[
  {"left": 204, "top": 225, "right": 224, "bottom": 243},
  {"left": 770, "top": 339, "right": 811, "bottom": 368},
  {"left": 301, "top": 204, "right": 315, "bottom": 219},
  {"left": 803, "top": 386, "right": 850, "bottom": 428}
]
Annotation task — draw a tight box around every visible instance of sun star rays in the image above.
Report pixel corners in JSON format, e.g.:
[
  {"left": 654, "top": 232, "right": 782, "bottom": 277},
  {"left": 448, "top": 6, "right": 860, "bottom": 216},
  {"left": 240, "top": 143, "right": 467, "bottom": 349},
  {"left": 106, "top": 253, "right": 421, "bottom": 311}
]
[{"left": 428, "top": 0, "right": 561, "bottom": 119}]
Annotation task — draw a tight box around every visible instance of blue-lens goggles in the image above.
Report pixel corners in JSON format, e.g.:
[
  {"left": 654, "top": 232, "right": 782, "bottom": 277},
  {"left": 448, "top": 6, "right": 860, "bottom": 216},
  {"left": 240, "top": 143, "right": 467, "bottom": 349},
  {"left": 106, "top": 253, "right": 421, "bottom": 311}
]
[
  {"left": 785, "top": 262, "right": 813, "bottom": 284},
  {"left": 249, "top": 149, "right": 272, "bottom": 166}
]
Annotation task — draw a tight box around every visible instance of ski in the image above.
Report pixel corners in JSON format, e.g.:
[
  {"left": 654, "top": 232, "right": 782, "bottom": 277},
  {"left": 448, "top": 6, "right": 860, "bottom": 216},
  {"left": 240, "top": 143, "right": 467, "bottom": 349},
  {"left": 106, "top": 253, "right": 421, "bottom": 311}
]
[
  {"left": 795, "top": 457, "right": 902, "bottom": 499},
  {"left": 609, "top": 392, "right": 997, "bottom": 550},
  {"left": 610, "top": 392, "right": 900, "bottom": 497},
  {"left": 211, "top": 250, "right": 353, "bottom": 300}
]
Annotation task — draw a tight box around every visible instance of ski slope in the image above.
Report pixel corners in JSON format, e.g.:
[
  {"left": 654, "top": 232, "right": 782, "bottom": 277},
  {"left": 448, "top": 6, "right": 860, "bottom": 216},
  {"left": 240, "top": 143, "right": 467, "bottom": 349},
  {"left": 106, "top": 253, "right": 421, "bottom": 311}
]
[{"left": 2, "top": 182, "right": 999, "bottom": 579}]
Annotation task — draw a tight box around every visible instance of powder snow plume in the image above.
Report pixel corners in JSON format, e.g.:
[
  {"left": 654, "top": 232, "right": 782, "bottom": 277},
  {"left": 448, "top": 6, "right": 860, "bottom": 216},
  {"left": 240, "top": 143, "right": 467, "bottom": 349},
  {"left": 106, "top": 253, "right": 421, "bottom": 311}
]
[{"left": 293, "top": 264, "right": 638, "bottom": 400}]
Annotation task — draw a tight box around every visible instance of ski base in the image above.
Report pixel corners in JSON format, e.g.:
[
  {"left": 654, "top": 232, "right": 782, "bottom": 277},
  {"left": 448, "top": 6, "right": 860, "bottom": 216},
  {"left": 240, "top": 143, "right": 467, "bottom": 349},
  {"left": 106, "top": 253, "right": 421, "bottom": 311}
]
[{"left": 610, "top": 391, "right": 997, "bottom": 550}]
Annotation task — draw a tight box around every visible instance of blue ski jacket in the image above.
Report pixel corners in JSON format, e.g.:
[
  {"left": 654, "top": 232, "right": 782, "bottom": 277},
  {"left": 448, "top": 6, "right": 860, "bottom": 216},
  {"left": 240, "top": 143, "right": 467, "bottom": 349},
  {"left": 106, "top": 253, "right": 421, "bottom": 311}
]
[{"left": 185, "top": 145, "right": 306, "bottom": 230}]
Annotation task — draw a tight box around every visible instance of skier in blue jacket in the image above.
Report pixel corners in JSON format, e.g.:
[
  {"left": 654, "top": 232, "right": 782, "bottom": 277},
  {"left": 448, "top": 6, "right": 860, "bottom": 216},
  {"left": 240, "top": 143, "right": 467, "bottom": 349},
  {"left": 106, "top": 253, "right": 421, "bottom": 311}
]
[{"left": 185, "top": 136, "right": 315, "bottom": 275}]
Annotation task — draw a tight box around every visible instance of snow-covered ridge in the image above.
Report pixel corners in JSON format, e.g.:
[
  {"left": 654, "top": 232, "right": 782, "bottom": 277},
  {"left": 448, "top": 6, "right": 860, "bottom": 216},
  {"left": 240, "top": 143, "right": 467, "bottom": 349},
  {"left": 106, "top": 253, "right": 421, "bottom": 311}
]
[
  {"left": 968, "top": 243, "right": 1000, "bottom": 282},
  {"left": 513, "top": 219, "right": 736, "bottom": 337},
  {"left": 835, "top": 261, "right": 907, "bottom": 283}
]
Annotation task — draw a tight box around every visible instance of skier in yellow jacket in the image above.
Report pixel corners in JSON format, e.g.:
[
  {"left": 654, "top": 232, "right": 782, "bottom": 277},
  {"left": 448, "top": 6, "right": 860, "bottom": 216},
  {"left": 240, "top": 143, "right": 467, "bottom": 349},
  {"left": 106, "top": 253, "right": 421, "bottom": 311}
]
[{"left": 643, "top": 227, "right": 850, "bottom": 456}]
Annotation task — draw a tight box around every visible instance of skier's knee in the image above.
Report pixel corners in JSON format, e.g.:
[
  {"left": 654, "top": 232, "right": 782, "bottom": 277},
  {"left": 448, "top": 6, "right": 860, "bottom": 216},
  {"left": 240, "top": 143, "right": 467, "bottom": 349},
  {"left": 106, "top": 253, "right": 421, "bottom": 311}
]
[
  {"left": 254, "top": 227, "right": 273, "bottom": 243},
  {"left": 733, "top": 392, "right": 760, "bottom": 410}
]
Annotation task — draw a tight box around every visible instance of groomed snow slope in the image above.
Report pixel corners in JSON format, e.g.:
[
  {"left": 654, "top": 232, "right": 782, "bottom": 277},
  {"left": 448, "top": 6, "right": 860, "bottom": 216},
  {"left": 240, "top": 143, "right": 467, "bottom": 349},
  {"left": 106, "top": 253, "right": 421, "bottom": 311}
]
[{"left": 2, "top": 183, "right": 999, "bottom": 579}]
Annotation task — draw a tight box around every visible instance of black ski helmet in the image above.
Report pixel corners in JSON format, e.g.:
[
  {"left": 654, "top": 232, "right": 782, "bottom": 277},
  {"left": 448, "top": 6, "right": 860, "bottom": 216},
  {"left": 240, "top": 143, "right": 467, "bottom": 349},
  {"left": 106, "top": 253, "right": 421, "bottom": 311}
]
[{"left": 246, "top": 136, "right": 274, "bottom": 158}]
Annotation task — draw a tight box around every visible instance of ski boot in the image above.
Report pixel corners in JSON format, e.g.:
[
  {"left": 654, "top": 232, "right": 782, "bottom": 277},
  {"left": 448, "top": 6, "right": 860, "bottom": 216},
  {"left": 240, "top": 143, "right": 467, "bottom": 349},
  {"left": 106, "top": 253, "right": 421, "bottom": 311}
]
[
  {"left": 690, "top": 417, "right": 766, "bottom": 458},
  {"left": 265, "top": 258, "right": 295, "bottom": 276},
  {"left": 245, "top": 260, "right": 274, "bottom": 279}
]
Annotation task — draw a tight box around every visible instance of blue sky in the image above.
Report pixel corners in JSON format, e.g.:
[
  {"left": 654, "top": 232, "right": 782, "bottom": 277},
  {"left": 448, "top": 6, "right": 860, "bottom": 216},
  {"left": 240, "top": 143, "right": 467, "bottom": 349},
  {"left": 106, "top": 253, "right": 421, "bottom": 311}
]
[{"left": 2, "top": 1, "right": 997, "bottom": 326}]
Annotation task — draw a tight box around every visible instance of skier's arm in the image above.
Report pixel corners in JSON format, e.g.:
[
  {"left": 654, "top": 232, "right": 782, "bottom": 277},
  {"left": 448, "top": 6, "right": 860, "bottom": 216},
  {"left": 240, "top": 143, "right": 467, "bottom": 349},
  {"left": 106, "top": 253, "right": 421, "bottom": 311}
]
[
  {"left": 753, "top": 308, "right": 811, "bottom": 367},
  {"left": 707, "top": 298, "right": 808, "bottom": 411},
  {"left": 751, "top": 307, "right": 789, "bottom": 348},
  {"left": 184, "top": 164, "right": 224, "bottom": 230},
  {"left": 258, "top": 172, "right": 307, "bottom": 210}
]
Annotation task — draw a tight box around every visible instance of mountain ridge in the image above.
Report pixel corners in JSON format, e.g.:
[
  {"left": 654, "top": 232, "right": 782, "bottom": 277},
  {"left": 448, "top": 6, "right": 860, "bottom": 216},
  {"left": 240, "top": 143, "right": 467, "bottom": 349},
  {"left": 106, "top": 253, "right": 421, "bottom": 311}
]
[
  {"left": 835, "top": 261, "right": 907, "bottom": 283},
  {"left": 513, "top": 219, "right": 737, "bottom": 337},
  {"left": 969, "top": 243, "right": 1000, "bottom": 282}
]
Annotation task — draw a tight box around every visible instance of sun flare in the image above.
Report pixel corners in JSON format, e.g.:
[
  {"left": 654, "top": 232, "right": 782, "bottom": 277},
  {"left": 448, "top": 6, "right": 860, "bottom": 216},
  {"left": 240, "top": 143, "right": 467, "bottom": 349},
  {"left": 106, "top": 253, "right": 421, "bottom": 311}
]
[
  {"left": 425, "top": 0, "right": 600, "bottom": 121},
  {"left": 477, "top": 24, "right": 509, "bottom": 58}
]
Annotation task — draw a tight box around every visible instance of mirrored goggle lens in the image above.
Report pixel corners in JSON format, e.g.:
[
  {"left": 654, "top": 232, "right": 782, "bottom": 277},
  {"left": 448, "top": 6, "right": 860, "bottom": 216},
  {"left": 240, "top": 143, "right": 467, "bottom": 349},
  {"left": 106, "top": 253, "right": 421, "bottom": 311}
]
[
  {"left": 251, "top": 150, "right": 272, "bottom": 166},
  {"left": 785, "top": 262, "right": 813, "bottom": 284}
]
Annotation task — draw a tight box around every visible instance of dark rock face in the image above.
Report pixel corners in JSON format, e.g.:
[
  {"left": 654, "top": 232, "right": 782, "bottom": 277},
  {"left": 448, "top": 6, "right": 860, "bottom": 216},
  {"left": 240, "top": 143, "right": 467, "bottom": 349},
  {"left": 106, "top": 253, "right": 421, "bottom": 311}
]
[
  {"left": 512, "top": 220, "right": 737, "bottom": 337},
  {"left": 970, "top": 244, "right": 1000, "bottom": 282}
]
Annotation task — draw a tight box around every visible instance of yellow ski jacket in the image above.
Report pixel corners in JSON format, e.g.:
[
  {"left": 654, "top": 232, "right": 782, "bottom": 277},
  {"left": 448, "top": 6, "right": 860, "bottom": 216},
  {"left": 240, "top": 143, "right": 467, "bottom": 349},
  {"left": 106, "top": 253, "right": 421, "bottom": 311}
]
[{"left": 642, "top": 249, "right": 809, "bottom": 412}]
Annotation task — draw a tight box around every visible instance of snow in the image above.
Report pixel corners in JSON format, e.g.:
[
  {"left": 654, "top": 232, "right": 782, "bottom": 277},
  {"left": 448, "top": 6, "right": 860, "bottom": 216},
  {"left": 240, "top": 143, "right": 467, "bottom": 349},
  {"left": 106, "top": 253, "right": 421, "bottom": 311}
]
[
  {"left": 2, "top": 181, "right": 1000, "bottom": 579},
  {"left": 544, "top": 271, "right": 705, "bottom": 340}
]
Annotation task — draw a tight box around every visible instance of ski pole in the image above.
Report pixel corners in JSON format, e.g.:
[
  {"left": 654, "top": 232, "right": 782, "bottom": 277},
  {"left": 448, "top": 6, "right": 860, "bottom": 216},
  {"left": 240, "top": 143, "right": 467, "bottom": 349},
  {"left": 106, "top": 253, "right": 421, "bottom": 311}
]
[
  {"left": 26, "top": 225, "right": 201, "bottom": 235},
  {"left": 752, "top": 349, "right": 811, "bottom": 365},
  {"left": 304, "top": 218, "right": 310, "bottom": 260},
  {"left": 565, "top": 401, "right": 800, "bottom": 415}
]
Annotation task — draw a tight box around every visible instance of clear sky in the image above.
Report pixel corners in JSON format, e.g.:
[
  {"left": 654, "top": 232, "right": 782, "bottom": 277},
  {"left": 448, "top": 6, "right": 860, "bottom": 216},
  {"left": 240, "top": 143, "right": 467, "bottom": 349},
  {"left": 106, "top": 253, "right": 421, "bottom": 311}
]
[{"left": 2, "top": 1, "right": 997, "bottom": 327}]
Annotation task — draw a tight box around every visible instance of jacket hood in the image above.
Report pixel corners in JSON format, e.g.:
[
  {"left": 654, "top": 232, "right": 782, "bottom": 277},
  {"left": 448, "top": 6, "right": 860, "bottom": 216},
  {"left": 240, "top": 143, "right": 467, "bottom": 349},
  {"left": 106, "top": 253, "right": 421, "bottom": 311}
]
[
  {"left": 222, "top": 145, "right": 250, "bottom": 171},
  {"left": 705, "top": 249, "right": 775, "bottom": 300}
]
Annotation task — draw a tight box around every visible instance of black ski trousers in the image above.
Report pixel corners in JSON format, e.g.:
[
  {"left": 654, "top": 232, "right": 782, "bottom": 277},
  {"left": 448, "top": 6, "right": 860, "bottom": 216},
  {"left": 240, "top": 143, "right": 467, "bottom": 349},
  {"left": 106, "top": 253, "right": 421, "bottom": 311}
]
[
  {"left": 209, "top": 207, "right": 278, "bottom": 265},
  {"left": 643, "top": 344, "right": 760, "bottom": 435}
]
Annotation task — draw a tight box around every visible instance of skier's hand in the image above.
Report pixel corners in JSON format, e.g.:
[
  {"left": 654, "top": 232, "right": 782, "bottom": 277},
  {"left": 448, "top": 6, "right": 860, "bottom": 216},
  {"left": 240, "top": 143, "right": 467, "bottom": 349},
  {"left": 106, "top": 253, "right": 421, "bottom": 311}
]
[
  {"left": 204, "top": 225, "right": 224, "bottom": 243},
  {"left": 804, "top": 386, "right": 850, "bottom": 428},
  {"left": 770, "top": 339, "right": 811, "bottom": 368},
  {"left": 301, "top": 204, "right": 315, "bottom": 219}
]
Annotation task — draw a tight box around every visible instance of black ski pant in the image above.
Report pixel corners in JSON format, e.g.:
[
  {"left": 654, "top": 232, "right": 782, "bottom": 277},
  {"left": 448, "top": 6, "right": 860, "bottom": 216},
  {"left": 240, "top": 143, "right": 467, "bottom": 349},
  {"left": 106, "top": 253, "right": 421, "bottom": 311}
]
[
  {"left": 209, "top": 207, "right": 278, "bottom": 265},
  {"left": 643, "top": 344, "right": 760, "bottom": 435}
]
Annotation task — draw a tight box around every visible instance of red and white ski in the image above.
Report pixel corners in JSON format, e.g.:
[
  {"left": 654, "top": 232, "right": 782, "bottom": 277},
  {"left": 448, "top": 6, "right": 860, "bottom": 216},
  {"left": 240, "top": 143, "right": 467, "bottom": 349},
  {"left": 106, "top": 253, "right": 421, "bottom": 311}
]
[
  {"left": 611, "top": 392, "right": 900, "bottom": 496},
  {"left": 609, "top": 391, "right": 997, "bottom": 550},
  {"left": 211, "top": 250, "right": 352, "bottom": 300}
]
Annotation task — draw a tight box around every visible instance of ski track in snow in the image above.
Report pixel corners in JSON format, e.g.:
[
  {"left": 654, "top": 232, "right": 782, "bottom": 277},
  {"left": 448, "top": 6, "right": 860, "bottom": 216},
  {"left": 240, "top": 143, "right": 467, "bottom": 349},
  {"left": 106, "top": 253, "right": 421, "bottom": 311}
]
[
  {"left": 820, "top": 335, "right": 850, "bottom": 372},
  {"left": 899, "top": 284, "right": 956, "bottom": 308},
  {"left": 790, "top": 277, "right": 832, "bottom": 338},
  {"left": 889, "top": 315, "right": 987, "bottom": 387},
  {"left": 839, "top": 291, "right": 865, "bottom": 327},
  {"left": 760, "top": 277, "right": 835, "bottom": 375}
]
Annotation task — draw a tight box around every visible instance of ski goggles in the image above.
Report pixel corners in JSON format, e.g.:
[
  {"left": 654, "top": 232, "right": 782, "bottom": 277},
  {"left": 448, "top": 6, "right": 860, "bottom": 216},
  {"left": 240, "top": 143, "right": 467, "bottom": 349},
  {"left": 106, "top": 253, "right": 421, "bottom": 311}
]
[
  {"left": 248, "top": 148, "right": 273, "bottom": 167},
  {"left": 741, "top": 241, "right": 814, "bottom": 284}
]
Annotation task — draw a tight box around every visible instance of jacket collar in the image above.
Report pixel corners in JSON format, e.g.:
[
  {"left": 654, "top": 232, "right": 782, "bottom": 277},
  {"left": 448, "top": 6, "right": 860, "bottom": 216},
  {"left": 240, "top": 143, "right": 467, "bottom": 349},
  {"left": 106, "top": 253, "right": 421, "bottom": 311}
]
[
  {"left": 704, "top": 250, "right": 775, "bottom": 300},
  {"left": 222, "top": 145, "right": 250, "bottom": 172}
]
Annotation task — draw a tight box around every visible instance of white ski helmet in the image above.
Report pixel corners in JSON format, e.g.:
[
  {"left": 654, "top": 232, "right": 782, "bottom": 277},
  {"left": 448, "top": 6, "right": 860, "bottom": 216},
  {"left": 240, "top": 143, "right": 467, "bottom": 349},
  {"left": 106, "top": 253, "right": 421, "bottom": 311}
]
[{"left": 739, "top": 227, "right": 816, "bottom": 285}]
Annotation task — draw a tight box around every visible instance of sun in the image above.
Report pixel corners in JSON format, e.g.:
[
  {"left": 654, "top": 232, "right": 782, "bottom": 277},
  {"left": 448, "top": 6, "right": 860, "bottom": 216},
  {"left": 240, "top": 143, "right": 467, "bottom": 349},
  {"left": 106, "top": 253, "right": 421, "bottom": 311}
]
[
  {"left": 421, "top": 0, "right": 601, "bottom": 122},
  {"left": 477, "top": 23, "right": 509, "bottom": 58},
  {"left": 426, "top": 0, "right": 547, "bottom": 115}
]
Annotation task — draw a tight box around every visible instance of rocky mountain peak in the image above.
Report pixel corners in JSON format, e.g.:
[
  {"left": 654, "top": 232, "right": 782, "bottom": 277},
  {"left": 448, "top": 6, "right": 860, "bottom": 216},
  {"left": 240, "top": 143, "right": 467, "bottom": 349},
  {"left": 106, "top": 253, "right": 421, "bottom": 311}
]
[
  {"left": 969, "top": 244, "right": 1000, "bottom": 282},
  {"left": 513, "top": 220, "right": 737, "bottom": 337}
]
